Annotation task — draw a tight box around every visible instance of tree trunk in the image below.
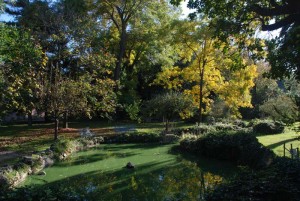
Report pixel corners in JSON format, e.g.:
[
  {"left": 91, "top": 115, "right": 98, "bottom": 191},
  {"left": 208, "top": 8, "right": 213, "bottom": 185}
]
[
  {"left": 199, "top": 60, "right": 206, "bottom": 124},
  {"left": 54, "top": 118, "right": 59, "bottom": 140},
  {"left": 165, "top": 119, "right": 169, "bottom": 134},
  {"left": 63, "top": 111, "right": 68, "bottom": 129},
  {"left": 27, "top": 111, "right": 33, "bottom": 127},
  {"left": 114, "top": 24, "right": 127, "bottom": 82},
  {"left": 44, "top": 111, "right": 51, "bottom": 123}
]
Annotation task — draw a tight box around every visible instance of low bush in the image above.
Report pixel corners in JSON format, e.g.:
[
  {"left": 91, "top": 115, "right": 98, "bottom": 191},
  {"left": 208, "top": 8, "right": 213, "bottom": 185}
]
[
  {"left": 0, "top": 162, "right": 31, "bottom": 188},
  {"left": 173, "top": 122, "right": 251, "bottom": 136},
  {"left": 180, "top": 131, "right": 275, "bottom": 169},
  {"left": 51, "top": 139, "right": 76, "bottom": 160},
  {"left": 105, "top": 132, "right": 161, "bottom": 143},
  {"left": 206, "top": 157, "right": 300, "bottom": 201},
  {"left": 253, "top": 120, "right": 284, "bottom": 134},
  {"left": 173, "top": 124, "right": 217, "bottom": 136}
]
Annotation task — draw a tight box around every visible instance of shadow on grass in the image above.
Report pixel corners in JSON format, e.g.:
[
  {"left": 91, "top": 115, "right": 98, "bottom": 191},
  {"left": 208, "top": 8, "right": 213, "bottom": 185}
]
[{"left": 266, "top": 137, "right": 300, "bottom": 150}]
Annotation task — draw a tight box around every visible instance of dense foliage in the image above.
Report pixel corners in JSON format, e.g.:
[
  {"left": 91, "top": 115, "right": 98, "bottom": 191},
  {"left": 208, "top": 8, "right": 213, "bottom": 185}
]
[
  {"left": 143, "top": 92, "right": 195, "bottom": 131},
  {"left": 171, "top": 0, "right": 300, "bottom": 80},
  {"left": 105, "top": 131, "right": 162, "bottom": 143},
  {"left": 252, "top": 120, "right": 285, "bottom": 135},
  {"left": 180, "top": 131, "right": 275, "bottom": 169}
]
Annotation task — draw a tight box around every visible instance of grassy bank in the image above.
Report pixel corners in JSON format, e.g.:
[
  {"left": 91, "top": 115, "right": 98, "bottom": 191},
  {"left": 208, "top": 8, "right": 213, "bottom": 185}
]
[{"left": 258, "top": 122, "right": 300, "bottom": 157}]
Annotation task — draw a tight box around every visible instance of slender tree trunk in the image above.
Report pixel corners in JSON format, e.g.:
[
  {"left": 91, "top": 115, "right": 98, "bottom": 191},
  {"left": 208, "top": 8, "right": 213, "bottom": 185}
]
[
  {"left": 199, "top": 60, "right": 206, "bottom": 124},
  {"left": 165, "top": 119, "right": 169, "bottom": 134},
  {"left": 54, "top": 118, "right": 59, "bottom": 140},
  {"left": 63, "top": 111, "right": 68, "bottom": 129},
  {"left": 44, "top": 109, "right": 52, "bottom": 123},
  {"left": 114, "top": 23, "right": 127, "bottom": 82},
  {"left": 28, "top": 111, "right": 33, "bottom": 127}
]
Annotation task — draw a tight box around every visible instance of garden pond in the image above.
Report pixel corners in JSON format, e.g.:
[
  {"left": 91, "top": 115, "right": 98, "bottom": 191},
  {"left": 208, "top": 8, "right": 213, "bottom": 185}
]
[{"left": 21, "top": 143, "right": 237, "bottom": 201}]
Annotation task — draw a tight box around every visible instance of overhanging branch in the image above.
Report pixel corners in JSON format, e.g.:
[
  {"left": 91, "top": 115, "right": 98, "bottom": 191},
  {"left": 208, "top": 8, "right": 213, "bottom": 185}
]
[
  {"left": 261, "top": 15, "right": 295, "bottom": 31},
  {"left": 252, "top": 4, "right": 296, "bottom": 16}
]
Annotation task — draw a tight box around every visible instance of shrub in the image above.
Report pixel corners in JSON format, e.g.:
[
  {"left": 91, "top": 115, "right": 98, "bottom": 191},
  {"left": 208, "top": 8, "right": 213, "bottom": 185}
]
[
  {"left": 77, "top": 136, "right": 104, "bottom": 148},
  {"left": 179, "top": 131, "right": 275, "bottom": 169},
  {"left": 51, "top": 139, "right": 76, "bottom": 160},
  {"left": 253, "top": 120, "right": 284, "bottom": 134},
  {"left": 173, "top": 124, "right": 217, "bottom": 136},
  {"left": 105, "top": 132, "right": 161, "bottom": 143},
  {"left": 161, "top": 134, "right": 180, "bottom": 144},
  {"left": 179, "top": 134, "right": 201, "bottom": 153},
  {"left": 232, "top": 119, "right": 247, "bottom": 128},
  {"left": 0, "top": 163, "right": 31, "bottom": 188}
]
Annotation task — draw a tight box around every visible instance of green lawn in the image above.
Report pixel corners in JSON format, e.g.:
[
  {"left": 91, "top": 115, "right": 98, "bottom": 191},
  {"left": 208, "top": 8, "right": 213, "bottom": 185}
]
[{"left": 258, "top": 122, "right": 300, "bottom": 157}]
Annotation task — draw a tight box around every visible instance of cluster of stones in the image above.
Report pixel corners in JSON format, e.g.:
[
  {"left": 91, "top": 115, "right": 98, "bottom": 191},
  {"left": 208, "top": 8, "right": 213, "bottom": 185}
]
[
  {"left": 0, "top": 149, "right": 54, "bottom": 188},
  {"left": 0, "top": 135, "right": 104, "bottom": 188}
]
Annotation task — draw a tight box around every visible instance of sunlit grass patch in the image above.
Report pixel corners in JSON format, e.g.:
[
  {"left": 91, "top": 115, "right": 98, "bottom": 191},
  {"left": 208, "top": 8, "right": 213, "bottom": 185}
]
[{"left": 258, "top": 122, "right": 300, "bottom": 157}]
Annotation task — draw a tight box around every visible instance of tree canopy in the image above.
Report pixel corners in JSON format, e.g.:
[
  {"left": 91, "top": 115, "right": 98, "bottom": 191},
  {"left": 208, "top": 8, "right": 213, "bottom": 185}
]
[
  {"left": 1, "top": 0, "right": 297, "bottom": 128},
  {"left": 171, "top": 0, "right": 300, "bottom": 80}
]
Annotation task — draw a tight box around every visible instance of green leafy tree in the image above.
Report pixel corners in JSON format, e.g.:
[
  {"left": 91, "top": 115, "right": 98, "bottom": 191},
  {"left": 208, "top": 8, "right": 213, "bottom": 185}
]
[
  {"left": 259, "top": 76, "right": 300, "bottom": 124},
  {"left": 40, "top": 67, "right": 116, "bottom": 140},
  {"left": 144, "top": 92, "right": 195, "bottom": 132},
  {"left": 4, "top": 0, "right": 117, "bottom": 138},
  {"left": 0, "top": 24, "right": 46, "bottom": 125}
]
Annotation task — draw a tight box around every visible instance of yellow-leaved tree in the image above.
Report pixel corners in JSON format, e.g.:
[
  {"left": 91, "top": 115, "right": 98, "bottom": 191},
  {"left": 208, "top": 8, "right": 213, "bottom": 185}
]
[{"left": 154, "top": 20, "right": 258, "bottom": 122}]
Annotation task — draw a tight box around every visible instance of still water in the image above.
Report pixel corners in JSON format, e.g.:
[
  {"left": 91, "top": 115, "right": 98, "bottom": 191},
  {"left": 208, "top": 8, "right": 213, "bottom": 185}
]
[{"left": 23, "top": 144, "right": 236, "bottom": 201}]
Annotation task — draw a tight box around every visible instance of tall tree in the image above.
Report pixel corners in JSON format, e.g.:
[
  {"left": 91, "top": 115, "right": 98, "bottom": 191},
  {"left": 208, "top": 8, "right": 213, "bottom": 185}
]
[
  {"left": 171, "top": 0, "right": 300, "bottom": 79},
  {"left": 154, "top": 21, "right": 257, "bottom": 120},
  {"left": 96, "top": 0, "right": 144, "bottom": 82}
]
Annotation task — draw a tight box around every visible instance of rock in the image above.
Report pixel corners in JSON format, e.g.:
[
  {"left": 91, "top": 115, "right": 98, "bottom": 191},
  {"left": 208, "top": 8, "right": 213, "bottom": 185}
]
[
  {"left": 125, "top": 162, "right": 135, "bottom": 169},
  {"left": 37, "top": 171, "right": 46, "bottom": 176},
  {"left": 44, "top": 157, "right": 54, "bottom": 167},
  {"left": 22, "top": 156, "right": 34, "bottom": 166}
]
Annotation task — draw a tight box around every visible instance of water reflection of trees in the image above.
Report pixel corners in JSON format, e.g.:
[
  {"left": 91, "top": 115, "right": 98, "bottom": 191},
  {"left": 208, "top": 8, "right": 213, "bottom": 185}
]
[{"left": 33, "top": 159, "right": 223, "bottom": 201}]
